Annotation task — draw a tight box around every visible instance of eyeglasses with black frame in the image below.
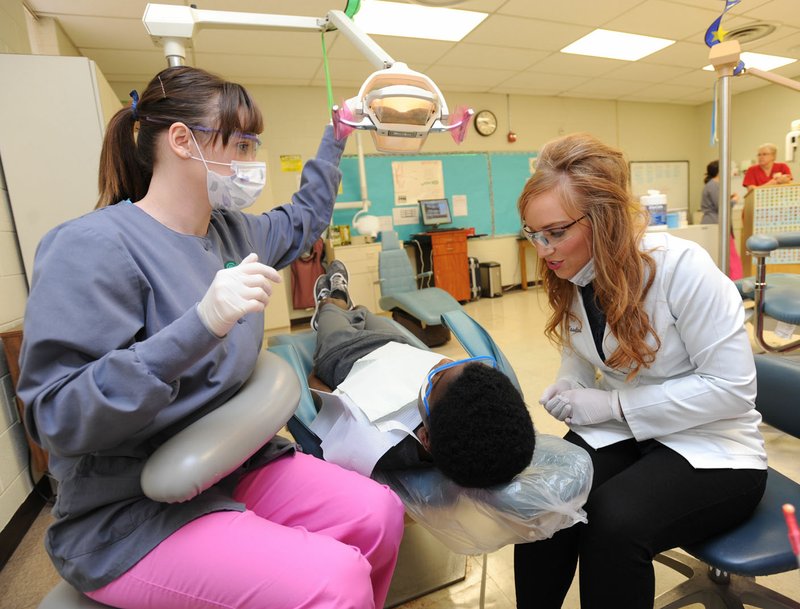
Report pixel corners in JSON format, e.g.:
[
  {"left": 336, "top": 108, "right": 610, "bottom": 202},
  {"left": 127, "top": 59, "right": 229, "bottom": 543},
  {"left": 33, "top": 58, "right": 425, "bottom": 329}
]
[{"left": 522, "top": 215, "right": 587, "bottom": 248}]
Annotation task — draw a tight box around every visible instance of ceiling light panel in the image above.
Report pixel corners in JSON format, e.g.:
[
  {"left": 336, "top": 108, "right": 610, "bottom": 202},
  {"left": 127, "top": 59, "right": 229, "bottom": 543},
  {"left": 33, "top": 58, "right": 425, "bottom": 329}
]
[
  {"left": 561, "top": 29, "right": 675, "bottom": 61},
  {"left": 353, "top": 0, "right": 488, "bottom": 42}
]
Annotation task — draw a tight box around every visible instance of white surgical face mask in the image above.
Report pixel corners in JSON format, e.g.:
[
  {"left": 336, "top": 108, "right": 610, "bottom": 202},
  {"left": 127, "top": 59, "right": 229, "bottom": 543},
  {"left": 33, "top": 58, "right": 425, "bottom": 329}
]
[
  {"left": 189, "top": 131, "right": 266, "bottom": 211},
  {"left": 569, "top": 258, "right": 595, "bottom": 287}
]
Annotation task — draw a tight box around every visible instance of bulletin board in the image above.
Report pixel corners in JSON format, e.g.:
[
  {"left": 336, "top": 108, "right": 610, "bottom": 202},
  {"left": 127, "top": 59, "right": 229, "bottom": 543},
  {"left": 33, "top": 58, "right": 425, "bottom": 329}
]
[
  {"left": 629, "top": 160, "right": 689, "bottom": 211},
  {"left": 334, "top": 150, "right": 537, "bottom": 241},
  {"left": 489, "top": 152, "right": 537, "bottom": 236}
]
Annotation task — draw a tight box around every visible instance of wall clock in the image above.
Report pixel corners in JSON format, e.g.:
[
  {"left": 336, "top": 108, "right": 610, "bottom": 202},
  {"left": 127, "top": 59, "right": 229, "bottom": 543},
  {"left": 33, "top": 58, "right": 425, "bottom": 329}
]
[{"left": 474, "top": 109, "right": 497, "bottom": 136}]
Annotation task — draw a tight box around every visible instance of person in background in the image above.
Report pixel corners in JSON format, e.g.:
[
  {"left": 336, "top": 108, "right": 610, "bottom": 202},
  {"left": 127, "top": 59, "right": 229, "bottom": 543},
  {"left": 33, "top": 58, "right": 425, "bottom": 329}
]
[
  {"left": 307, "top": 261, "right": 536, "bottom": 487},
  {"left": 701, "top": 159, "right": 742, "bottom": 280},
  {"left": 18, "top": 66, "right": 404, "bottom": 609},
  {"left": 742, "top": 142, "right": 793, "bottom": 193},
  {"left": 514, "top": 132, "right": 766, "bottom": 609}
]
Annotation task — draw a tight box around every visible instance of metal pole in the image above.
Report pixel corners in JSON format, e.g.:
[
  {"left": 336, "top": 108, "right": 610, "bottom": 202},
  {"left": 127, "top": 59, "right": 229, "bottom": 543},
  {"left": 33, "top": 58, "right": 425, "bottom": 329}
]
[{"left": 718, "top": 73, "right": 732, "bottom": 275}]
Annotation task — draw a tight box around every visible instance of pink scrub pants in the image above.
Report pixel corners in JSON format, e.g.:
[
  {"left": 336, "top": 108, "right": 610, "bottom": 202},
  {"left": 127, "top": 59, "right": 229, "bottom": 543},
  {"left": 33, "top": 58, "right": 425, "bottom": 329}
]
[{"left": 85, "top": 452, "right": 405, "bottom": 609}]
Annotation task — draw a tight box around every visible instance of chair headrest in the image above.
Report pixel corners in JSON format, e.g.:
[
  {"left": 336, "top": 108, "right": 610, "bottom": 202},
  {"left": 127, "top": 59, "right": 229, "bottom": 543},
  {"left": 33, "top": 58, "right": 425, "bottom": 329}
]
[{"left": 380, "top": 230, "right": 401, "bottom": 251}]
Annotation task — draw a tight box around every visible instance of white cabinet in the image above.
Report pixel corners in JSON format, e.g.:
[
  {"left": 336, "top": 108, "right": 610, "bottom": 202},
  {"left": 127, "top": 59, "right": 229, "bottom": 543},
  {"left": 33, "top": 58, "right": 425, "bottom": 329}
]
[
  {"left": 0, "top": 54, "right": 120, "bottom": 284},
  {"left": 330, "top": 242, "right": 382, "bottom": 313}
]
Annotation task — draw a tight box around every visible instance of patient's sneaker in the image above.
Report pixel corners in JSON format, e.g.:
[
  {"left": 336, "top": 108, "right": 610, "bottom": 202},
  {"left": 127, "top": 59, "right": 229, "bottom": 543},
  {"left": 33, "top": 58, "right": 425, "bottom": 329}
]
[
  {"left": 327, "top": 260, "right": 354, "bottom": 309},
  {"left": 310, "top": 273, "right": 331, "bottom": 331}
]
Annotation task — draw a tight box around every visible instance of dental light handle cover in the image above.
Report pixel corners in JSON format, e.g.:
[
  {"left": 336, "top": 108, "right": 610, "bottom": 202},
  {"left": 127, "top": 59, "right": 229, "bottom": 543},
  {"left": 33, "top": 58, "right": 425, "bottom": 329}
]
[{"left": 784, "top": 504, "right": 800, "bottom": 569}]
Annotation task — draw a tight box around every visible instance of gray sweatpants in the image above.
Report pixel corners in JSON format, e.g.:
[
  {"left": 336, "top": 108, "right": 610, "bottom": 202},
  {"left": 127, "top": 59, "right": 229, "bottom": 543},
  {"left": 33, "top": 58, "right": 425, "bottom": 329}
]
[{"left": 312, "top": 305, "right": 414, "bottom": 388}]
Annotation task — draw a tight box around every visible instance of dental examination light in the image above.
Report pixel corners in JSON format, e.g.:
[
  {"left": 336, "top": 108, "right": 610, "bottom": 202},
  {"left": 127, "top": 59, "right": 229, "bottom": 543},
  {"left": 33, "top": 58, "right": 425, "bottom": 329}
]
[{"left": 142, "top": 3, "right": 472, "bottom": 153}]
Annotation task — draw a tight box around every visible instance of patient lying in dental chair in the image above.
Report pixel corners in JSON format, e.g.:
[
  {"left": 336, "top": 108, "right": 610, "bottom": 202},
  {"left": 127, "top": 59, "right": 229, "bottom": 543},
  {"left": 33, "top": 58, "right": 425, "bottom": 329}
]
[
  {"left": 308, "top": 260, "right": 535, "bottom": 487},
  {"left": 304, "top": 262, "right": 592, "bottom": 553}
]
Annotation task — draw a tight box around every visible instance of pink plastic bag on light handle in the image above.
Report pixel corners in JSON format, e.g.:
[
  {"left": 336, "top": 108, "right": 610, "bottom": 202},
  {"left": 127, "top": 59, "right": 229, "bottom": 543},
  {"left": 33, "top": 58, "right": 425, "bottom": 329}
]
[
  {"left": 448, "top": 106, "right": 474, "bottom": 145},
  {"left": 331, "top": 103, "right": 357, "bottom": 140}
]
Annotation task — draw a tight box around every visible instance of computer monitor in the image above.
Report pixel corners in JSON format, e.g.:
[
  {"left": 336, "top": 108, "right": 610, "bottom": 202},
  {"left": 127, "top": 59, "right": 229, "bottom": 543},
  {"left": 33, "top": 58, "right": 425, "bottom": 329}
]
[{"left": 419, "top": 198, "right": 452, "bottom": 228}]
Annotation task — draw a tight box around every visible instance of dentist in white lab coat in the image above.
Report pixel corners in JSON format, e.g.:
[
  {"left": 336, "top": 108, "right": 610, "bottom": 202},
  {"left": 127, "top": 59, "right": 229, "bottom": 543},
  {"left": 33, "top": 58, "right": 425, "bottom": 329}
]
[{"left": 513, "top": 132, "right": 766, "bottom": 609}]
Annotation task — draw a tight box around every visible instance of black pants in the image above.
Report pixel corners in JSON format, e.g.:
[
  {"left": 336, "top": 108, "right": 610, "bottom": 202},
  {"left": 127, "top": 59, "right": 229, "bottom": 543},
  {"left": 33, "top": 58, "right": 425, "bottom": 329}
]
[{"left": 514, "top": 432, "right": 766, "bottom": 609}]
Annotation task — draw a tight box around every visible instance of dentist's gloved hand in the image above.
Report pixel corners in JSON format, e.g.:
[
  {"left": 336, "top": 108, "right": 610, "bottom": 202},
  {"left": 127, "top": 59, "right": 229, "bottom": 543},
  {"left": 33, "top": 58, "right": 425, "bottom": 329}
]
[
  {"left": 557, "top": 388, "right": 623, "bottom": 426},
  {"left": 197, "top": 253, "right": 282, "bottom": 338},
  {"left": 539, "top": 379, "right": 574, "bottom": 422}
]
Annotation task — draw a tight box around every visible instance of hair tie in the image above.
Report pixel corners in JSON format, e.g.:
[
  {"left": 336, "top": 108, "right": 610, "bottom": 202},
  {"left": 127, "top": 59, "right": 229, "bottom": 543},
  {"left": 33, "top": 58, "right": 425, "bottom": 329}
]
[{"left": 129, "top": 90, "right": 140, "bottom": 121}]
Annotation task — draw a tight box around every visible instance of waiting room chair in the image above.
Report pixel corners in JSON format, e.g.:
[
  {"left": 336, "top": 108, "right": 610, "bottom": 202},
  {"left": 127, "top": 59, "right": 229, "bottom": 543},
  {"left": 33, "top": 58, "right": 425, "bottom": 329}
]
[
  {"left": 38, "top": 351, "right": 301, "bottom": 609},
  {"left": 653, "top": 354, "right": 800, "bottom": 609},
  {"left": 737, "top": 232, "right": 800, "bottom": 353},
  {"left": 377, "top": 230, "right": 462, "bottom": 347}
]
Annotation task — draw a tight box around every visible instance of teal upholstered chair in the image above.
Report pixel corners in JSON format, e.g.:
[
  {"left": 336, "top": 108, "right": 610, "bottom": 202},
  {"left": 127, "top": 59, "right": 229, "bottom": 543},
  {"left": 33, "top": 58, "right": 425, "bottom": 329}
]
[
  {"left": 654, "top": 354, "right": 800, "bottom": 609},
  {"left": 377, "top": 230, "right": 462, "bottom": 347}
]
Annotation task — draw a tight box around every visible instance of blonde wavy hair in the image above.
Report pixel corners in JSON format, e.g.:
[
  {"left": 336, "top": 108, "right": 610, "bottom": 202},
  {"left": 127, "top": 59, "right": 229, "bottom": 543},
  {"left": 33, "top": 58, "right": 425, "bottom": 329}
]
[{"left": 518, "top": 133, "right": 660, "bottom": 379}]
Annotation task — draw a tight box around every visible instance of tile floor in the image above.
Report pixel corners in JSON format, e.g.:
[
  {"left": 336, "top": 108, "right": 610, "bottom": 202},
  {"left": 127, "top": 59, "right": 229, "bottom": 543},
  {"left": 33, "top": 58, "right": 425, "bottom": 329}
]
[{"left": 2, "top": 287, "right": 799, "bottom": 609}]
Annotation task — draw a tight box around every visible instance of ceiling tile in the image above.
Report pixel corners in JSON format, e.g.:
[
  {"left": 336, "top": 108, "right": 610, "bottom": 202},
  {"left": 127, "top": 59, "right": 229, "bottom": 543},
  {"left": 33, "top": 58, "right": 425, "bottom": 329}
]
[
  {"left": 424, "top": 65, "right": 519, "bottom": 89},
  {"left": 644, "top": 40, "right": 712, "bottom": 68},
  {"left": 464, "top": 14, "right": 592, "bottom": 51},
  {"left": 737, "top": 0, "right": 800, "bottom": 29},
  {"left": 436, "top": 44, "right": 548, "bottom": 71},
  {"left": 603, "top": 61, "right": 693, "bottom": 84},
  {"left": 497, "top": 0, "right": 643, "bottom": 26},
  {"left": 527, "top": 53, "right": 625, "bottom": 77},
  {"left": 604, "top": 0, "right": 721, "bottom": 41}
]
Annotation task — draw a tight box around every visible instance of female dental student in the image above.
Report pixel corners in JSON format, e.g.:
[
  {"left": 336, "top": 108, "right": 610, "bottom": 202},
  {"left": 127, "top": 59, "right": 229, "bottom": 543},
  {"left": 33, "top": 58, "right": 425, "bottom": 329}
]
[
  {"left": 18, "top": 66, "right": 404, "bottom": 609},
  {"left": 514, "top": 133, "right": 766, "bottom": 609}
]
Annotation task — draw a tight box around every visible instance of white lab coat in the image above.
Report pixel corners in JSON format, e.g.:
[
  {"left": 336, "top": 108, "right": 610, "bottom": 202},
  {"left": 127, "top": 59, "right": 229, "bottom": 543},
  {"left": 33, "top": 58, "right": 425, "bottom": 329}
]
[{"left": 558, "top": 232, "right": 766, "bottom": 470}]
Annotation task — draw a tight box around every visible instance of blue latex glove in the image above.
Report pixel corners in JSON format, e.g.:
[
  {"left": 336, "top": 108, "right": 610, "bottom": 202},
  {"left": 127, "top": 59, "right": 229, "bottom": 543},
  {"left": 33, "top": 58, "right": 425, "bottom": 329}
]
[{"left": 557, "top": 388, "right": 623, "bottom": 426}]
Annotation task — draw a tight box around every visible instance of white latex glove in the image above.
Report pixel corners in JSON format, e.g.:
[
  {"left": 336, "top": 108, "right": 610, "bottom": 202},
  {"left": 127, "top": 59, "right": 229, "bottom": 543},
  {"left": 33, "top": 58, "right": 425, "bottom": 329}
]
[
  {"left": 197, "top": 253, "right": 282, "bottom": 337},
  {"left": 556, "top": 388, "right": 623, "bottom": 426},
  {"left": 539, "top": 379, "right": 574, "bottom": 422}
]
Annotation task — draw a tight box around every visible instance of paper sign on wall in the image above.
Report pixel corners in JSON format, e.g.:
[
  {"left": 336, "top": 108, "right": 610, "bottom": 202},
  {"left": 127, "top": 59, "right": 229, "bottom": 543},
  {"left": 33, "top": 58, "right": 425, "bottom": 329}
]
[
  {"left": 393, "top": 205, "right": 419, "bottom": 226},
  {"left": 391, "top": 160, "right": 444, "bottom": 206},
  {"left": 280, "top": 154, "right": 303, "bottom": 172},
  {"left": 452, "top": 194, "right": 467, "bottom": 217}
]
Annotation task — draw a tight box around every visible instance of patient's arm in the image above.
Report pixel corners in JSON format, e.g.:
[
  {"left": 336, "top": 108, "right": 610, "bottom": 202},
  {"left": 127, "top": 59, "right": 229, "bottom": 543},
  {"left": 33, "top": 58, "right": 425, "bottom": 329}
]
[{"left": 308, "top": 371, "right": 333, "bottom": 393}]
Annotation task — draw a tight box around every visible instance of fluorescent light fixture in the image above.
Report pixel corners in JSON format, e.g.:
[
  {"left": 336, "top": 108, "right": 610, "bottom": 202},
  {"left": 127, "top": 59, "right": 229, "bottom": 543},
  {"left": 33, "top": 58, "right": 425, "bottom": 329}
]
[
  {"left": 702, "top": 51, "right": 797, "bottom": 71},
  {"left": 353, "top": 0, "right": 487, "bottom": 42},
  {"left": 561, "top": 29, "right": 675, "bottom": 61}
]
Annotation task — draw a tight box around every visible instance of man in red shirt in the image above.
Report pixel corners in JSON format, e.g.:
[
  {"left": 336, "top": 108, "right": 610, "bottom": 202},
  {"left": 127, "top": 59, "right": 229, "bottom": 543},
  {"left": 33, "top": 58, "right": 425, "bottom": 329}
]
[{"left": 742, "top": 143, "right": 793, "bottom": 192}]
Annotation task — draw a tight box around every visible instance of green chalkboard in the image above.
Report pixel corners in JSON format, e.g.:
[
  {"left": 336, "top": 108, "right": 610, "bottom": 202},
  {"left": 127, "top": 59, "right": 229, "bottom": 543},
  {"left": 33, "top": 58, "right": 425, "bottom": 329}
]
[{"left": 334, "top": 150, "right": 537, "bottom": 241}]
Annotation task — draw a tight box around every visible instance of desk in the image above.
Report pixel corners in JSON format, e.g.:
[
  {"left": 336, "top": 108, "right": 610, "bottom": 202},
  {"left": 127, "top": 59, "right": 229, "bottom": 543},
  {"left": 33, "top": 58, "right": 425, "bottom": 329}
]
[
  {"left": 518, "top": 238, "right": 536, "bottom": 290},
  {"left": 411, "top": 230, "right": 471, "bottom": 302}
]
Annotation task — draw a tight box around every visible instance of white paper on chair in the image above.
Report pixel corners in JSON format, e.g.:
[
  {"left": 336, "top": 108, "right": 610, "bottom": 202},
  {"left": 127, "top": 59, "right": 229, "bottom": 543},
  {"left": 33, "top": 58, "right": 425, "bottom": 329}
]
[
  {"left": 310, "top": 389, "right": 411, "bottom": 476},
  {"left": 337, "top": 342, "right": 443, "bottom": 422}
]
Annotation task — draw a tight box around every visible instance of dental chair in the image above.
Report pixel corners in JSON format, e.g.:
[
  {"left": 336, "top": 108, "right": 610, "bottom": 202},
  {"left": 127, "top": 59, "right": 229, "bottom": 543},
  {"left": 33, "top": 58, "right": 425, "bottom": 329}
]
[
  {"left": 653, "top": 354, "right": 800, "bottom": 609},
  {"left": 738, "top": 232, "right": 800, "bottom": 353},
  {"left": 38, "top": 351, "right": 301, "bottom": 609},
  {"left": 267, "top": 310, "right": 593, "bottom": 608},
  {"left": 377, "top": 230, "right": 462, "bottom": 347}
]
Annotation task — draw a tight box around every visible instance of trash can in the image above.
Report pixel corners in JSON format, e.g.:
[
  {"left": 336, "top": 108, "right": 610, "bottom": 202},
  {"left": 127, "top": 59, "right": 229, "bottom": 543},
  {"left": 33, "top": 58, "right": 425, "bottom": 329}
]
[{"left": 479, "top": 262, "right": 502, "bottom": 298}]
